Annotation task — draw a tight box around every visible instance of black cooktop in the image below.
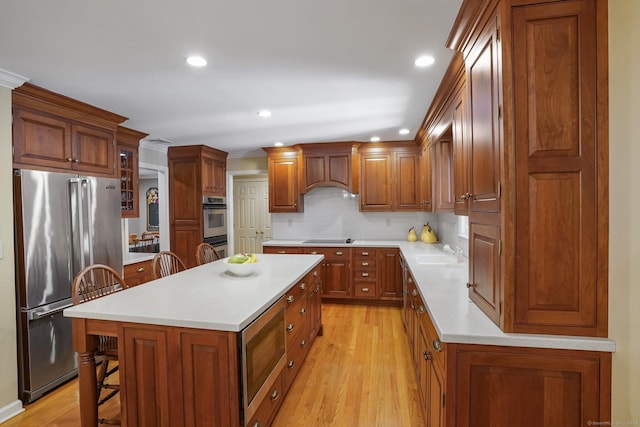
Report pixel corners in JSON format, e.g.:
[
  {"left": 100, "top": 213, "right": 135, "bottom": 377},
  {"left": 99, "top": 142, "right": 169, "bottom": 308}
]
[{"left": 303, "top": 238, "right": 352, "bottom": 244}]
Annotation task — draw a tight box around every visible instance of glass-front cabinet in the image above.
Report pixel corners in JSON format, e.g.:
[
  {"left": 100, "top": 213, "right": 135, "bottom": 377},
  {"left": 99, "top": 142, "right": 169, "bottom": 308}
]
[{"left": 117, "top": 126, "right": 147, "bottom": 218}]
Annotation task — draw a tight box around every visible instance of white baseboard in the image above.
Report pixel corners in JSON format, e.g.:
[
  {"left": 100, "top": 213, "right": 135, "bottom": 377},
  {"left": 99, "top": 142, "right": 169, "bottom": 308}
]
[{"left": 0, "top": 400, "right": 24, "bottom": 424}]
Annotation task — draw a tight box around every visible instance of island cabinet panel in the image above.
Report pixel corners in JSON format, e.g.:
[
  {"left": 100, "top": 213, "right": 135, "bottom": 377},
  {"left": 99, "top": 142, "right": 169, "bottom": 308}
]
[
  {"left": 511, "top": 0, "right": 607, "bottom": 336},
  {"left": 451, "top": 345, "right": 611, "bottom": 427},
  {"left": 119, "top": 324, "right": 240, "bottom": 427},
  {"left": 307, "top": 265, "right": 323, "bottom": 343}
]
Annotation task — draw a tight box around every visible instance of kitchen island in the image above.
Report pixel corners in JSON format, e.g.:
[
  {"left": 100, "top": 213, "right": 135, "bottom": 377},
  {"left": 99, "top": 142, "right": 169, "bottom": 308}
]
[{"left": 64, "top": 253, "right": 324, "bottom": 427}]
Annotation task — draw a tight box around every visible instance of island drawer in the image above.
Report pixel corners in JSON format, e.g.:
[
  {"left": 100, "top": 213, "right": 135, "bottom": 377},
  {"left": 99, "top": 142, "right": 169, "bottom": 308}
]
[
  {"left": 284, "top": 324, "right": 310, "bottom": 392},
  {"left": 247, "top": 369, "right": 285, "bottom": 427}
]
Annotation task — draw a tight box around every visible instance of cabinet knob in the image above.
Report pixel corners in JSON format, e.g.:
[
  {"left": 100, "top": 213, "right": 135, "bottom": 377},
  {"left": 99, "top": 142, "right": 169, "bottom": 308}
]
[
  {"left": 408, "top": 277, "right": 413, "bottom": 284},
  {"left": 256, "top": 231, "right": 259, "bottom": 235},
  {"left": 432, "top": 338, "right": 442, "bottom": 352},
  {"left": 418, "top": 305, "right": 425, "bottom": 314},
  {"left": 286, "top": 295, "right": 294, "bottom": 303},
  {"left": 313, "top": 271, "right": 319, "bottom": 277},
  {"left": 253, "top": 421, "right": 261, "bottom": 427},
  {"left": 288, "top": 360, "right": 294, "bottom": 368},
  {"left": 423, "top": 351, "right": 431, "bottom": 361},
  {"left": 271, "top": 389, "right": 280, "bottom": 401},
  {"left": 137, "top": 267, "right": 145, "bottom": 273},
  {"left": 310, "top": 251, "right": 318, "bottom": 255},
  {"left": 299, "top": 283, "right": 306, "bottom": 290},
  {"left": 300, "top": 307, "right": 306, "bottom": 315},
  {"left": 300, "top": 339, "right": 307, "bottom": 348},
  {"left": 411, "top": 289, "right": 418, "bottom": 296},
  {"left": 287, "top": 323, "right": 294, "bottom": 332},
  {"left": 66, "top": 157, "right": 74, "bottom": 162},
  {"left": 278, "top": 250, "right": 286, "bottom": 254},
  {"left": 466, "top": 282, "right": 474, "bottom": 289}
]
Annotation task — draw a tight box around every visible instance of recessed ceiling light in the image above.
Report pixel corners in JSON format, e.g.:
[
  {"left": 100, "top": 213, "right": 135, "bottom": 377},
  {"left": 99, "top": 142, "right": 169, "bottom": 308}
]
[
  {"left": 414, "top": 55, "right": 435, "bottom": 68},
  {"left": 370, "top": 136, "right": 381, "bottom": 142},
  {"left": 274, "top": 142, "right": 283, "bottom": 147},
  {"left": 186, "top": 56, "right": 207, "bottom": 67},
  {"left": 258, "top": 110, "right": 272, "bottom": 118},
  {"left": 399, "top": 128, "right": 411, "bottom": 135}
]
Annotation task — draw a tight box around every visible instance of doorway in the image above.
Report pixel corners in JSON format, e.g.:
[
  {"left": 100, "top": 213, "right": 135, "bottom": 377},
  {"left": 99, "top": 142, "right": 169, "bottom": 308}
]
[{"left": 233, "top": 176, "right": 271, "bottom": 254}]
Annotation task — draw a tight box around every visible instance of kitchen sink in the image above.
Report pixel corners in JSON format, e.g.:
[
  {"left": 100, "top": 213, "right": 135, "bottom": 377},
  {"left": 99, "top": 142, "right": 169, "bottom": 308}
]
[{"left": 414, "top": 254, "right": 460, "bottom": 265}]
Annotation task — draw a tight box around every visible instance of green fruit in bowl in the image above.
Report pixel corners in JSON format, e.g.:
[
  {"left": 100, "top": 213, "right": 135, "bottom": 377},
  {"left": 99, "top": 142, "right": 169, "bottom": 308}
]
[{"left": 228, "top": 254, "right": 249, "bottom": 264}]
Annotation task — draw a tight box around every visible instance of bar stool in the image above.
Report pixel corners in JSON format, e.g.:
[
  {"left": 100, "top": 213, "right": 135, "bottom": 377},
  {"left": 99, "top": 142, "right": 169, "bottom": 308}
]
[
  {"left": 195, "top": 242, "right": 221, "bottom": 266},
  {"left": 152, "top": 250, "right": 187, "bottom": 279},
  {"left": 72, "top": 264, "right": 130, "bottom": 425}
]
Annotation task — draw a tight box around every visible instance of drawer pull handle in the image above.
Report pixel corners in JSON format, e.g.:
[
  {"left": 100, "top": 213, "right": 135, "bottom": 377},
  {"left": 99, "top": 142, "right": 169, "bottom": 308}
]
[
  {"left": 277, "top": 250, "right": 286, "bottom": 254},
  {"left": 361, "top": 262, "right": 369, "bottom": 266},
  {"left": 313, "top": 287, "right": 320, "bottom": 294},
  {"left": 411, "top": 289, "right": 418, "bottom": 296},
  {"left": 362, "top": 251, "right": 369, "bottom": 256},
  {"left": 300, "top": 339, "right": 307, "bottom": 348},
  {"left": 313, "top": 271, "right": 319, "bottom": 277},
  {"left": 361, "top": 272, "right": 369, "bottom": 277},
  {"left": 287, "top": 323, "right": 294, "bottom": 332},
  {"left": 271, "top": 389, "right": 280, "bottom": 401},
  {"left": 137, "top": 267, "right": 145, "bottom": 273},
  {"left": 335, "top": 251, "right": 343, "bottom": 255},
  {"left": 286, "top": 295, "right": 294, "bottom": 303},
  {"left": 300, "top": 308, "right": 306, "bottom": 315},
  {"left": 432, "top": 338, "right": 442, "bottom": 352},
  {"left": 362, "top": 287, "right": 369, "bottom": 292},
  {"left": 418, "top": 305, "right": 425, "bottom": 314},
  {"left": 299, "top": 283, "right": 306, "bottom": 290},
  {"left": 253, "top": 421, "right": 260, "bottom": 427},
  {"left": 288, "top": 360, "right": 294, "bottom": 368},
  {"left": 310, "top": 251, "right": 318, "bottom": 255},
  {"left": 408, "top": 277, "right": 413, "bottom": 283}
]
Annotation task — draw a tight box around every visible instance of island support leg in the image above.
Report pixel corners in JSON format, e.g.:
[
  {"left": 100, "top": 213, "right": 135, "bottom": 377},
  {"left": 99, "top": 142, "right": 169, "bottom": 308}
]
[{"left": 72, "top": 318, "right": 99, "bottom": 427}]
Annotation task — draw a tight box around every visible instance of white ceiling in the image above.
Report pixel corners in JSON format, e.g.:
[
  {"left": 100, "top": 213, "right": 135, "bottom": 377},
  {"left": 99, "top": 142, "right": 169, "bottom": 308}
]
[{"left": 0, "top": 0, "right": 462, "bottom": 157}]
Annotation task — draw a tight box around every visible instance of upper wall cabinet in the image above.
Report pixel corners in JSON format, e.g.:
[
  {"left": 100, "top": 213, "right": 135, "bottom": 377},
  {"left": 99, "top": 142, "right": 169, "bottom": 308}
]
[
  {"left": 118, "top": 126, "right": 148, "bottom": 218},
  {"left": 358, "top": 142, "right": 420, "bottom": 212},
  {"left": 263, "top": 147, "right": 303, "bottom": 213},
  {"left": 12, "top": 83, "right": 127, "bottom": 177},
  {"left": 300, "top": 142, "right": 360, "bottom": 194}
]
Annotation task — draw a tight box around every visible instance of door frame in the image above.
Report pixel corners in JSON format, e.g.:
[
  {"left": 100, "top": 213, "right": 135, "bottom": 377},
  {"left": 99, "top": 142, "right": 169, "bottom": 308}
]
[{"left": 226, "top": 169, "right": 268, "bottom": 255}]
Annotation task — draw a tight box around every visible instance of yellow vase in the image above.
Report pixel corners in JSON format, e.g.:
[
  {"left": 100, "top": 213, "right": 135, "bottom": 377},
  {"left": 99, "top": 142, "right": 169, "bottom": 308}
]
[
  {"left": 421, "top": 223, "right": 437, "bottom": 244},
  {"left": 407, "top": 227, "right": 418, "bottom": 242}
]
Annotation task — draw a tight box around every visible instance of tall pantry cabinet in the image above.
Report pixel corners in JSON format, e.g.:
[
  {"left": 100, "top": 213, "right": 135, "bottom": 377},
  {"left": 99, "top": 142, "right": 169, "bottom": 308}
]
[{"left": 446, "top": 0, "right": 608, "bottom": 337}]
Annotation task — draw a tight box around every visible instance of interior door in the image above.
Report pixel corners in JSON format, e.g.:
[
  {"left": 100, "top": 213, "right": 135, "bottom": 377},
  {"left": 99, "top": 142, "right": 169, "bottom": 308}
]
[{"left": 234, "top": 178, "right": 270, "bottom": 254}]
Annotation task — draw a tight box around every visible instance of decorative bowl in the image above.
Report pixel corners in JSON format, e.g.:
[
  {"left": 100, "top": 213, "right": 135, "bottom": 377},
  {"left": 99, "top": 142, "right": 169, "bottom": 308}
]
[{"left": 224, "top": 259, "right": 258, "bottom": 276}]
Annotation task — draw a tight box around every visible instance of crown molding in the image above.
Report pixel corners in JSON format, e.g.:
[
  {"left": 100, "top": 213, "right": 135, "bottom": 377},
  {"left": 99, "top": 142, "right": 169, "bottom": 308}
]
[
  {"left": 0, "top": 68, "right": 29, "bottom": 89},
  {"left": 140, "top": 139, "right": 169, "bottom": 154}
]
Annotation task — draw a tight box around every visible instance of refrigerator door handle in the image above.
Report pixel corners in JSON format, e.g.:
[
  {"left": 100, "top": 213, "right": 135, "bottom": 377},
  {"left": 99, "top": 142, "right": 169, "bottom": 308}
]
[
  {"left": 81, "top": 177, "right": 95, "bottom": 266},
  {"left": 69, "top": 178, "right": 85, "bottom": 274},
  {"left": 28, "top": 302, "right": 74, "bottom": 321}
]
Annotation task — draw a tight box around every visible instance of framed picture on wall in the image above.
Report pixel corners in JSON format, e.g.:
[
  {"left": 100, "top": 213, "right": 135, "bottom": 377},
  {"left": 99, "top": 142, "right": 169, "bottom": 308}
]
[{"left": 146, "top": 187, "right": 159, "bottom": 231}]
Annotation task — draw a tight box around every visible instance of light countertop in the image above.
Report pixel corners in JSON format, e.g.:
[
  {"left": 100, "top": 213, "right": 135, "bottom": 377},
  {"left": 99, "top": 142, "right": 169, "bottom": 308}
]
[
  {"left": 65, "top": 254, "right": 324, "bottom": 332},
  {"left": 263, "top": 239, "right": 402, "bottom": 248},
  {"left": 264, "top": 239, "right": 616, "bottom": 352}
]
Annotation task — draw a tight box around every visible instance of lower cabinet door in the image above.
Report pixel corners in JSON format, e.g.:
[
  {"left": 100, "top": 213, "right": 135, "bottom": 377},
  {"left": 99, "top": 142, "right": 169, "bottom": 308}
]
[{"left": 247, "top": 371, "right": 285, "bottom": 427}]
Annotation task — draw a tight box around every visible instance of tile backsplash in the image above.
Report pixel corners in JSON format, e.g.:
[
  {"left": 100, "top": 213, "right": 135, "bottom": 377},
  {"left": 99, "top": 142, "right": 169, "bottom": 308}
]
[{"left": 270, "top": 187, "right": 468, "bottom": 257}]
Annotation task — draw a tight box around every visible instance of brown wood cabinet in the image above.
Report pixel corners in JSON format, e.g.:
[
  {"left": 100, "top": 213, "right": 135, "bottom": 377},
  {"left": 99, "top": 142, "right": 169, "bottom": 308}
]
[
  {"left": 117, "top": 126, "right": 147, "bottom": 218},
  {"left": 168, "top": 145, "right": 228, "bottom": 267},
  {"left": 379, "top": 248, "right": 403, "bottom": 301},
  {"left": 300, "top": 142, "right": 359, "bottom": 193},
  {"left": 303, "top": 247, "right": 351, "bottom": 299},
  {"left": 358, "top": 142, "right": 420, "bottom": 212},
  {"left": 262, "top": 246, "right": 301, "bottom": 255},
  {"left": 119, "top": 324, "right": 240, "bottom": 426},
  {"left": 435, "top": 0, "right": 609, "bottom": 336},
  {"left": 264, "top": 147, "right": 303, "bottom": 213},
  {"left": 123, "top": 260, "right": 154, "bottom": 287},
  {"left": 419, "top": 142, "right": 434, "bottom": 212},
  {"left": 12, "top": 83, "right": 126, "bottom": 177},
  {"left": 434, "top": 138, "right": 454, "bottom": 213},
  {"left": 352, "top": 248, "right": 378, "bottom": 299}
]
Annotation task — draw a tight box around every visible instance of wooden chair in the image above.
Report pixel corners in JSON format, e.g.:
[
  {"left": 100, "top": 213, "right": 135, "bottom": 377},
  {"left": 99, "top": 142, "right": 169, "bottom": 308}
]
[
  {"left": 195, "top": 242, "right": 221, "bottom": 266},
  {"left": 72, "top": 264, "right": 129, "bottom": 425},
  {"left": 152, "top": 251, "right": 187, "bottom": 279}
]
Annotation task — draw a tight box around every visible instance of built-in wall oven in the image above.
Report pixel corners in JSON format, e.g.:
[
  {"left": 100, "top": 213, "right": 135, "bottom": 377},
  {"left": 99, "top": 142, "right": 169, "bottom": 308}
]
[
  {"left": 203, "top": 235, "right": 228, "bottom": 259},
  {"left": 240, "top": 297, "right": 286, "bottom": 425},
  {"left": 203, "top": 196, "right": 227, "bottom": 238}
]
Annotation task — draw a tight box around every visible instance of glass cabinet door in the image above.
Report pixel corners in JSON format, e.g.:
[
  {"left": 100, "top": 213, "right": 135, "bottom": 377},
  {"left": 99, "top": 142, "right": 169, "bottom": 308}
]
[{"left": 119, "top": 144, "right": 139, "bottom": 217}]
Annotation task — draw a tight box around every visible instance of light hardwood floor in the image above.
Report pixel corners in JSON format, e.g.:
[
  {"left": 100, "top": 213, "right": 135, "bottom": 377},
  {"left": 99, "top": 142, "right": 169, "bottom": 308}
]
[{"left": 2, "top": 304, "right": 424, "bottom": 426}]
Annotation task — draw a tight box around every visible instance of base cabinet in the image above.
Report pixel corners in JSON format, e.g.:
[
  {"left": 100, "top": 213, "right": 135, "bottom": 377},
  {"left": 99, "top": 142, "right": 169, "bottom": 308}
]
[{"left": 123, "top": 260, "right": 154, "bottom": 286}]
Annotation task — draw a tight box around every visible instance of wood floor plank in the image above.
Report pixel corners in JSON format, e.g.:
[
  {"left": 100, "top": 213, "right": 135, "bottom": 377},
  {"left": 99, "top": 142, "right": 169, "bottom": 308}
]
[{"left": 2, "top": 304, "right": 424, "bottom": 426}]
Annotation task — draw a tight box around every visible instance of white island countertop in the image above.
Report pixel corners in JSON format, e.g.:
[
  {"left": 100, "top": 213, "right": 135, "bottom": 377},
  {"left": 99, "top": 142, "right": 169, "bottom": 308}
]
[{"left": 64, "top": 254, "right": 324, "bottom": 332}]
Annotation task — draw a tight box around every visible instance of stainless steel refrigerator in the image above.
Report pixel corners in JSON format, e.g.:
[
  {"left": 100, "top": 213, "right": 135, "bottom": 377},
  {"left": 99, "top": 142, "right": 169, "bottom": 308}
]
[{"left": 13, "top": 169, "right": 123, "bottom": 402}]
